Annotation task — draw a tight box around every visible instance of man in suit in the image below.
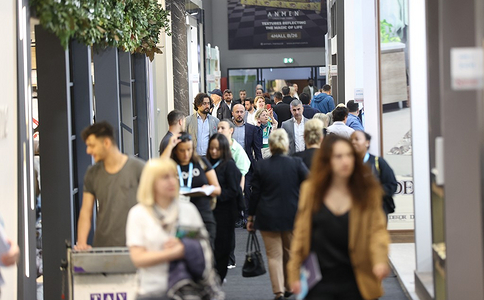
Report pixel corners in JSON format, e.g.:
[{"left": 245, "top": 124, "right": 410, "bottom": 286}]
[
  {"left": 282, "top": 99, "right": 309, "bottom": 155},
  {"left": 272, "top": 92, "right": 292, "bottom": 128},
  {"left": 223, "top": 89, "right": 240, "bottom": 111},
  {"left": 299, "top": 92, "right": 320, "bottom": 119},
  {"left": 185, "top": 92, "right": 219, "bottom": 156},
  {"left": 302, "top": 78, "right": 318, "bottom": 100},
  {"left": 232, "top": 103, "right": 262, "bottom": 226},
  {"left": 210, "top": 89, "right": 232, "bottom": 121},
  {"left": 282, "top": 86, "right": 294, "bottom": 105}
]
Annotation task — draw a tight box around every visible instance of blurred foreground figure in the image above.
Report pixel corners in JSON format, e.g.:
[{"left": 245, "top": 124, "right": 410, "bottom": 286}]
[
  {"left": 288, "top": 135, "right": 390, "bottom": 300},
  {"left": 127, "top": 158, "right": 224, "bottom": 300}
]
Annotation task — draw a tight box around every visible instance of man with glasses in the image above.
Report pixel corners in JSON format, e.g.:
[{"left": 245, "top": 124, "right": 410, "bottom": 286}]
[{"left": 186, "top": 93, "right": 220, "bottom": 156}]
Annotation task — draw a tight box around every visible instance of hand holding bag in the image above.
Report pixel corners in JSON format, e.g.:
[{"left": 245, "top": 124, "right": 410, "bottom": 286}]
[{"left": 242, "top": 231, "right": 267, "bottom": 277}]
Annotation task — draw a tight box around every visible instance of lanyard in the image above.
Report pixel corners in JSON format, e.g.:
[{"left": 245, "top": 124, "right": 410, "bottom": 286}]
[
  {"left": 177, "top": 162, "right": 193, "bottom": 189},
  {"left": 363, "top": 152, "right": 370, "bottom": 163},
  {"left": 212, "top": 160, "right": 221, "bottom": 169}
]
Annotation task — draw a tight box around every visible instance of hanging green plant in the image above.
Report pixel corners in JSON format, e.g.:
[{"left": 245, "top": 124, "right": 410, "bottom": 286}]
[
  {"left": 380, "top": 19, "right": 401, "bottom": 44},
  {"left": 32, "top": 0, "right": 171, "bottom": 61}
]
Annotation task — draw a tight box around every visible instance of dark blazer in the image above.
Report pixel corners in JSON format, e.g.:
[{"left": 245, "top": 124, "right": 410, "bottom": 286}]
[
  {"left": 366, "top": 154, "right": 398, "bottom": 214},
  {"left": 302, "top": 85, "right": 318, "bottom": 97},
  {"left": 302, "top": 105, "right": 320, "bottom": 119},
  {"left": 282, "top": 95, "right": 295, "bottom": 105},
  {"left": 212, "top": 159, "right": 243, "bottom": 219},
  {"left": 273, "top": 102, "right": 292, "bottom": 128},
  {"left": 227, "top": 99, "right": 242, "bottom": 112},
  {"left": 216, "top": 101, "right": 232, "bottom": 121},
  {"left": 293, "top": 148, "right": 318, "bottom": 170},
  {"left": 249, "top": 155, "right": 308, "bottom": 231},
  {"left": 244, "top": 123, "right": 263, "bottom": 167}
]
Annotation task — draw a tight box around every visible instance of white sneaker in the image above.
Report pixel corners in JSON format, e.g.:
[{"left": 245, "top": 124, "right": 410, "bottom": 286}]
[{"left": 227, "top": 264, "right": 236, "bottom": 269}]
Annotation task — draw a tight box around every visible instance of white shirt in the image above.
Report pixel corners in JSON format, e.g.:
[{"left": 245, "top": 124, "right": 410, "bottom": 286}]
[
  {"left": 212, "top": 102, "right": 220, "bottom": 119},
  {"left": 294, "top": 118, "right": 305, "bottom": 152},
  {"left": 327, "top": 121, "right": 355, "bottom": 139},
  {"left": 126, "top": 201, "right": 204, "bottom": 296},
  {"left": 247, "top": 109, "right": 257, "bottom": 125},
  {"left": 309, "top": 86, "right": 314, "bottom": 99}
]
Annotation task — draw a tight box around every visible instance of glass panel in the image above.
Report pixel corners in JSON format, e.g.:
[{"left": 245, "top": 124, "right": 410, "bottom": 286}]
[
  {"left": 379, "top": 0, "right": 414, "bottom": 231},
  {"left": 261, "top": 67, "right": 313, "bottom": 96},
  {"left": 228, "top": 69, "right": 257, "bottom": 99}
]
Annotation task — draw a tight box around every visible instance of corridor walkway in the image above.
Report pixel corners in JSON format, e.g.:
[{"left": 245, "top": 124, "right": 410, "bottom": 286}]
[{"left": 223, "top": 229, "right": 410, "bottom": 300}]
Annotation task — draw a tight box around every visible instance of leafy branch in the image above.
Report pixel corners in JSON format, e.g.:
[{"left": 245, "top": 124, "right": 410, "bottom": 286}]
[
  {"left": 32, "top": 0, "right": 171, "bottom": 61},
  {"left": 380, "top": 19, "right": 401, "bottom": 43}
]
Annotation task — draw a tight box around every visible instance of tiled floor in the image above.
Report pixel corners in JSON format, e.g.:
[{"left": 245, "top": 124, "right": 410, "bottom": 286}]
[{"left": 389, "top": 243, "right": 420, "bottom": 300}]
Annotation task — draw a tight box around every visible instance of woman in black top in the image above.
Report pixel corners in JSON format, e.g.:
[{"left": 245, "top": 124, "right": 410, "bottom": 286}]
[
  {"left": 206, "top": 133, "right": 243, "bottom": 281},
  {"left": 293, "top": 118, "right": 324, "bottom": 169},
  {"left": 162, "top": 132, "right": 221, "bottom": 245},
  {"left": 351, "top": 130, "right": 398, "bottom": 216},
  {"left": 247, "top": 129, "right": 308, "bottom": 300}
]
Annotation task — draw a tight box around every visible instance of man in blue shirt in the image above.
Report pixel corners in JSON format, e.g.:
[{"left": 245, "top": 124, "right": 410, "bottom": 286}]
[
  {"left": 311, "top": 84, "right": 335, "bottom": 113},
  {"left": 346, "top": 100, "right": 364, "bottom": 131},
  {"left": 185, "top": 93, "right": 219, "bottom": 156}
]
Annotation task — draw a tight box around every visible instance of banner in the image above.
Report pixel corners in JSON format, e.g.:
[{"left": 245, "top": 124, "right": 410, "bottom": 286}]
[
  {"left": 387, "top": 176, "right": 415, "bottom": 231},
  {"left": 228, "top": 0, "right": 327, "bottom": 50}
]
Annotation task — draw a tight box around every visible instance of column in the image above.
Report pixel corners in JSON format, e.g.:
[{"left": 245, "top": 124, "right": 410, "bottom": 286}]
[{"left": 168, "top": 0, "right": 190, "bottom": 114}]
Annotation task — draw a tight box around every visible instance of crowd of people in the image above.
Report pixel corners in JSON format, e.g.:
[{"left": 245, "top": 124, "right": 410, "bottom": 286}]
[{"left": 61, "top": 82, "right": 398, "bottom": 300}]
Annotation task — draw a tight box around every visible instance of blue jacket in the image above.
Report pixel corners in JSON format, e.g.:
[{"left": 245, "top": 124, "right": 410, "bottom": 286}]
[
  {"left": 346, "top": 114, "right": 364, "bottom": 131},
  {"left": 311, "top": 93, "right": 335, "bottom": 114}
]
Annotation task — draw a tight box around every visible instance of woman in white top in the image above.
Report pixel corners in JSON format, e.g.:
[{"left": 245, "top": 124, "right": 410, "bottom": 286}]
[{"left": 126, "top": 158, "right": 207, "bottom": 300}]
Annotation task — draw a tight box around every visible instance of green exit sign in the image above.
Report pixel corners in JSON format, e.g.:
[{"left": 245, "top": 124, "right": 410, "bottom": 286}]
[{"left": 284, "top": 58, "right": 294, "bottom": 64}]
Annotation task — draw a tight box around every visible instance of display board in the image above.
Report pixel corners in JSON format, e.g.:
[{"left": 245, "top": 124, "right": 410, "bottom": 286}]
[
  {"left": 228, "top": 0, "right": 327, "bottom": 50},
  {"left": 387, "top": 175, "right": 415, "bottom": 230}
]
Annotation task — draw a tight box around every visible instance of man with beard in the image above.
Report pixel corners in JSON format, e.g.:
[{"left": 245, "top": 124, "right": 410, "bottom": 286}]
[
  {"left": 185, "top": 92, "right": 219, "bottom": 156},
  {"left": 231, "top": 104, "right": 262, "bottom": 227},
  {"left": 224, "top": 89, "right": 240, "bottom": 111}
]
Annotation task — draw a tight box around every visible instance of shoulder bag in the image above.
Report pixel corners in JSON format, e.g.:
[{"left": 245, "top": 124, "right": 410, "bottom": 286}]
[{"left": 242, "top": 231, "right": 267, "bottom": 277}]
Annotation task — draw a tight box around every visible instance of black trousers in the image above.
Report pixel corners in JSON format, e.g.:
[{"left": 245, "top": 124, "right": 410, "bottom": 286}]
[
  {"left": 228, "top": 234, "right": 236, "bottom": 265},
  {"left": 243, "top": 170, "right": 253, "bottom": 219},
  {"left": 213, "top": 209, "right": 236, "bottom": 281},
  {"left": 305, "top": 266, "right": 364, "bottom": 300},
  {"left": 199, "top": 210, "right": 217, "bottom": 249}
]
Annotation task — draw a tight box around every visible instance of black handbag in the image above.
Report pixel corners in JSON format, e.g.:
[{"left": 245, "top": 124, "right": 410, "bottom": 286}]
[{"left": 242, "top": 231, "right": 267, "bottom": 277}]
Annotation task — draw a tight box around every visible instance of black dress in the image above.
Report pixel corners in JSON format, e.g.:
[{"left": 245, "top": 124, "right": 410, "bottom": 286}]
[
  {"left": 306, "top": 204, "right": 363, "bottom": 300},
  {"left": 210, "top": 159, "right": 242, "bottom": 281},
  {"left": 178, "top": 157, "right": 216, "bottom": 245}
]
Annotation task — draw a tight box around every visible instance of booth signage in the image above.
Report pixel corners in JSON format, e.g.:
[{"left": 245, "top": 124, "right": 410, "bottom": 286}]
[
  {"left": 228, "top": 0, "right": 328, "bottom": 49},
  {"left": 387, "top": 176, "right": 415, "bottom": 231},
  {"left": 451, "top": 47, "right": 484, "bottom": 90},
  {"left": 354, "top": 88, "right": 364, "bottom": 103}
]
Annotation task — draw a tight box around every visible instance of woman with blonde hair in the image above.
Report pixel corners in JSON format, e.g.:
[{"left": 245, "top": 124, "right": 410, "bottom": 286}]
[
  {"left": 126, "top": 158, "right": 223, "bottom": 300},
  {"left": 288, "top": 135, "right": 390, "bottom": 300},
  {"left": 256, "top": 96, "right": 279, "bottom": 122},
  {"left": 293, "top": 118, "right": 324, "bottom": 169},
  {"left": 255, "top": 108, "right": 278, "bottom": 158},
  {"left": 312, "top": 113, "right": 330, "bottom": 129},
  {"left": 247, "top": 129, "right": 308, "bottom": 300}
]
